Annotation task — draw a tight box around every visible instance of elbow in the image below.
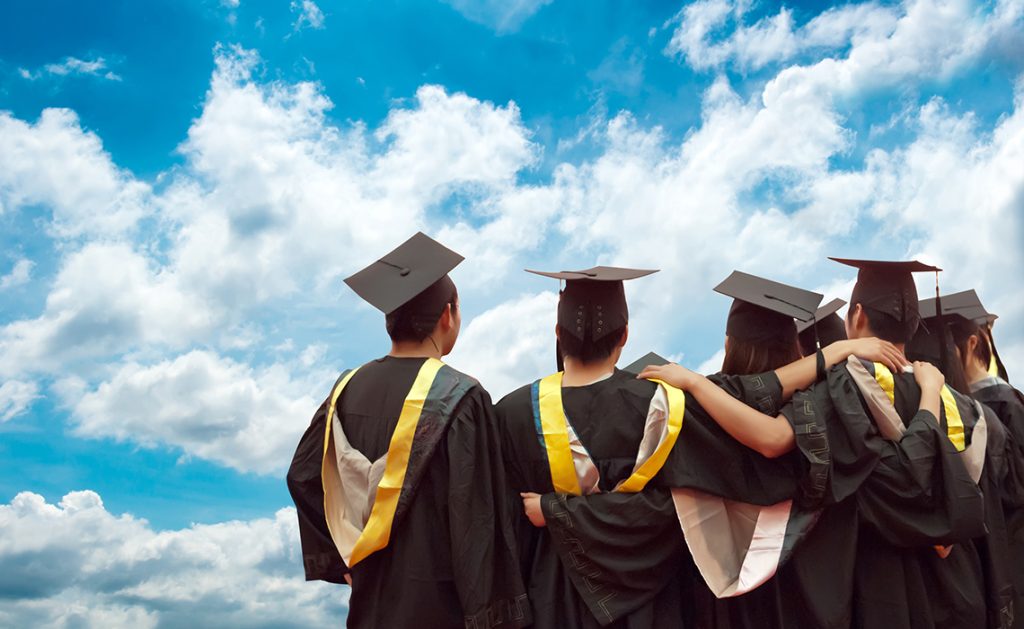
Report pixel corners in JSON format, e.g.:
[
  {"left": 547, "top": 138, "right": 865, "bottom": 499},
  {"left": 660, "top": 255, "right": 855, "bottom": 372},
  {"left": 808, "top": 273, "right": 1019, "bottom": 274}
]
[{"left": 755, "top": 425, "right": 795, "bottom": 459}]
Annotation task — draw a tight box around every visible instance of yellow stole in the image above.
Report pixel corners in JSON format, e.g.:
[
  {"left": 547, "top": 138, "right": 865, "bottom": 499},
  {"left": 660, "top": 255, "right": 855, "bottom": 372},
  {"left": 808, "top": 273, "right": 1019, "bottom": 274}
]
[
  {"left": 321, "top": 358, "right": 445, "bottom": 566},
  {"left": 535, "top": 371, "right": 685, "bottom": 495},
  {"left": 872, "top": 362, "right": 965, "bottom": 451}
]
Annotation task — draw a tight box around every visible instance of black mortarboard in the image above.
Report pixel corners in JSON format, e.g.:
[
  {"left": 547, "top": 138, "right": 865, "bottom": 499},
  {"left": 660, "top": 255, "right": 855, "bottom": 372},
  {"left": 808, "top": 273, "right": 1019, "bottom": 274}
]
[
  {"left": 622, "top": 352, "right": 669, "bottom": 375},
  {"left": 797, "top": 298, "right": 847, "bottom": 356},
  {"left": 714, "top": 271, "right": 823, "bottom": 348},
  {"left": 919, "top": 290, "right": 990, "bottom": 323},
  {"left": 527, "top": 266, "right": 657, "bottom": 370},
  {"left": 344, "top": 232, "right": 463, "bottom": 315},
  {"left": 906, "top": 305, "right": 972, "bottom": 394},
  {"left": 831, "top": 258, "right": 941, "bottom": 340}
]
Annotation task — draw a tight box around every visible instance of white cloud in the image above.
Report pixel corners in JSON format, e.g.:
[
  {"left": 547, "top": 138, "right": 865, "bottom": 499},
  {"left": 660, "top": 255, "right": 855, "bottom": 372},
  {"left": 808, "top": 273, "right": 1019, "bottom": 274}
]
[
  {"left": 18, "top": 56, "right": 122, "bottom": 82},
  {"left": 443, "top": 0, "right": 553, "bottom": 33},
  {"left": 0, "top": 109, "right": 150, "bottom": 237},
  {"left": 69, "top": 350, "right": 322, "bottom": 474},
  {"left": 666, "top": 0, "right": 1021, "bottom": 76},
  {"left": 291, "top": 0, "right": 325, "bottom": 30},
  {"left": 0, "top": 244, "right": 214, "bottom": 378},
  {"left": 0, "top": 380, "right": 39, "bottom": 422},
  {"left": 0, "top": 258, "right": 33, "bottom": 290},
  {"left": 0, "top": 491, "right": 344, "bottom": 628},
  {"left": 448, "top": 291, "right": 558, "bottom": 398}
]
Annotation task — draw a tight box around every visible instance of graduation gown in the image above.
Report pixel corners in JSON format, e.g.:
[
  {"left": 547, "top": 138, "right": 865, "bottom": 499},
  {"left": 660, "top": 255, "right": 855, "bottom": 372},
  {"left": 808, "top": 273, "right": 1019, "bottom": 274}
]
[
  {"left": 974, "top": 376, "right": 1024, "bottom": 628},
  {"left": 496, "top": 369, "right": 803, "bottom": 629},
  {"left": 287, "top": 356, "right": 529, "bottom": 629},
  {"left": 776, "top": 359, "right": 990, "bottom": 629}
]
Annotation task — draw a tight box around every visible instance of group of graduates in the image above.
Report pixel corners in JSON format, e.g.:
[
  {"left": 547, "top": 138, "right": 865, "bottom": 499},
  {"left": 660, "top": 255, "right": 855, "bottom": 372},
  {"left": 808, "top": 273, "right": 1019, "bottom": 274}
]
[{"left": 286, "top": 232, "right": 1024, "bottom": 629}]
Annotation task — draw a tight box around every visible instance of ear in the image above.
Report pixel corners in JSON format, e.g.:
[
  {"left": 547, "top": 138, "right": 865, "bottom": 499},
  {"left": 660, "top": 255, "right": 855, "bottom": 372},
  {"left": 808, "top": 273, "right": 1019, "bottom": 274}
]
[
  {"left": 966, "top": 334, "right": 979, "bottom": 356},
  {"left": 554, "top": 324, "right": 561, "bottom": 342},
  {"left": 617, "top": 326, "right": 629, "bottom": 348},
  {"left": 437, "top": 304, "right": 453, "bottom": 333}
]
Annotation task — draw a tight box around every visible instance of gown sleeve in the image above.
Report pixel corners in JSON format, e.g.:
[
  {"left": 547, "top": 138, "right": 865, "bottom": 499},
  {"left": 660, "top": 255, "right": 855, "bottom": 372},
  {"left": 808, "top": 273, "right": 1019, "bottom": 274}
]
[
  {"left": 286, "top": 398, "right": 349, "bottom": 584},
  {"left": 539, "top": 488, "right": 688, "bottom": 625},
  {"left": 447, "top": 389, "right": 532, "bottom": 629}
]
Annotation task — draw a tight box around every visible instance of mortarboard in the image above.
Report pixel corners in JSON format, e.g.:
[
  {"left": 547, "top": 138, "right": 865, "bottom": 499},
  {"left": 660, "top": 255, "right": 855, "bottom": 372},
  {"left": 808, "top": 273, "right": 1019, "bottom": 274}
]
[
  {"left": 797, "top": 298, "right": 847, "bottom": 356},
  {"left": 714, "top": 271, "right": 823, "bottom": 348},
  {"left": 622, "top": 351, "right": 669, "bottom": 375},
  {"left": 830, "top": 258, "right": 941, "bottom": 340},
  {"left": 344, "top": 232, "right": 464, "bottom": 315},
  {"left": 527, "top": 266, "right": 657, "bottom": 370}
]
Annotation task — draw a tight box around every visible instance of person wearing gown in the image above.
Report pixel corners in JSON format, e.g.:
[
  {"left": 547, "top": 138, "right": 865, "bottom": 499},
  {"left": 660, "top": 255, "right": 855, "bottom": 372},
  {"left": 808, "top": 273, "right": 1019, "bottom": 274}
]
[
  {"left": 286, "top": 232, "right": 530, "bottom": 629},
  {"left": 642, "top": 258, "right": 990, "bottom": 629}
]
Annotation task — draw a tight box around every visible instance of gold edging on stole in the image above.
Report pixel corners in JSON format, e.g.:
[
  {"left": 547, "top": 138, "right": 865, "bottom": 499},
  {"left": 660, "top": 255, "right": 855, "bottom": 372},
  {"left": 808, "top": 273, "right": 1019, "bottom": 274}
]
[
  {"left": 615, "top": 380, "right": 685, "bottom": 493},
  {"left": 538, "top": 372, "right": 584, "bottom": 495}
]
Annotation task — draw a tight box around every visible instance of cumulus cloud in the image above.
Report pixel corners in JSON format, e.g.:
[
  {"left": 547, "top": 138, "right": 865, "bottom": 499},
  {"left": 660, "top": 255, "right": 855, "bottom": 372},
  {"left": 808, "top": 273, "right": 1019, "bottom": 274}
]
[
  {"left": 18, "top": 56, "right": 122, "bottom": 82},
  {"left": 0, "top": 109, "right": 150, "bottom": 237},
  {"left": 69, "top": 350, "right": 322, "bottom": 474},
  {"left": 443, "top": 0, "right": 553, "bottom": 33},
  {"left": 666, "top": 0, "right": 1021, "bottom": 75},
  {"left": 0, "top": 258, "right": 33, "bottom": 290},
  {"left": 0, "top": 491, "right": 344, "bottom": 628},
  {"left": 0, "top": 380, "right": 39, "bottom": 422}
]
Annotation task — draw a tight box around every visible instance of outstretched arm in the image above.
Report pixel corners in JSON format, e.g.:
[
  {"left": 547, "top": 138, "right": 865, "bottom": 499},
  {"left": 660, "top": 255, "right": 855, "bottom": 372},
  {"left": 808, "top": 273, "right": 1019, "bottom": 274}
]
[
  {"left": 775, "top": 338, "right": 907, "bottom": 400},
  {"left": 638, "top": 359, "right": 941, "bottom": 460}
]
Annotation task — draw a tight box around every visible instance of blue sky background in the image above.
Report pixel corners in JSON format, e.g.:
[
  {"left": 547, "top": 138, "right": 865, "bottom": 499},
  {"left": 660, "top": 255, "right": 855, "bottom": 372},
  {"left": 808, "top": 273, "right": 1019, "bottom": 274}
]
[{"left": 1, "top": 0, "right": 1023, "bottom": 626}]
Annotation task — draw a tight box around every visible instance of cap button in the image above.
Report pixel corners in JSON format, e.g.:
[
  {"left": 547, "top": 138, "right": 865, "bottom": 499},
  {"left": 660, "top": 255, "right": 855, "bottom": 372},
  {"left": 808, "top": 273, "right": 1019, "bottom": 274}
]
[{"left": 399, "top": 268, "right": 411, "bottom": 276}]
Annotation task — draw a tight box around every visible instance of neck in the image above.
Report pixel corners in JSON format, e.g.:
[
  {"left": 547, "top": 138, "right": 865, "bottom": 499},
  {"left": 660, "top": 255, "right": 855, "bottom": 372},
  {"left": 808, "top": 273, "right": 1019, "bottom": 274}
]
[
  {"left": 562, "top": 355, "right": 617, "bottom": 386},
  {"left": 965, "top": 360, "right": 990, "bottom": 385},
  {"left": 389, "top": 337, "right": 443, "bottom": 360}
]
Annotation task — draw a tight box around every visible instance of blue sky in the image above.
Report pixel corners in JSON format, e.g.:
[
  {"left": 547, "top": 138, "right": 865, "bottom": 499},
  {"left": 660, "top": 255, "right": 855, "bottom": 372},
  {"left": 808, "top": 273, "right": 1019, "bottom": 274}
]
[{"left": 1, "top": 0, "right": 1023, "bottom": 626}]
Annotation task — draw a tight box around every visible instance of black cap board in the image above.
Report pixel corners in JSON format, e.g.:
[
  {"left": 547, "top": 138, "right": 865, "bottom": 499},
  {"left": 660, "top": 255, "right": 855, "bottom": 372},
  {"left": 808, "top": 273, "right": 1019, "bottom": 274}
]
[
  {"left": 831, "top": 258, "right": 941, "bottom": 340},
  {"left": 526, "top": 266, "right": 657, "bottom": 342},
  {"left": 919, "top": 290, "right": 991, "bottom": 323},
  {"left": 527, "top": 266, "right": 657, "bottom": 371},
  {"left": 622, "top": 351, "right": 669, "bottom": 375},
  {"left": 714, "top": 271, "right": 823, "bottom": 347},
  {"left": 344, "top": 232, "right": 464, "bottom": 315},
  {"left": 797, "top": 298, "right": 847, "bottom": 356}
]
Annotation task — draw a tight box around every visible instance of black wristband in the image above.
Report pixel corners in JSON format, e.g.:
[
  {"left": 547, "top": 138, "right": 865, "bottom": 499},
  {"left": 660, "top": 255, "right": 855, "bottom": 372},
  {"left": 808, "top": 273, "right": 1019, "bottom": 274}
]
[{"left": 816, "top": 349, "right": 827, "bottom": 382}]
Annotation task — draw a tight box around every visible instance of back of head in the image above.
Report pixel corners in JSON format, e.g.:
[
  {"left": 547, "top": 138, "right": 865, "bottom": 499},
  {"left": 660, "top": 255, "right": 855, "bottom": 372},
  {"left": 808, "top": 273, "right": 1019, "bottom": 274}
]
[
  {"left": 722, "top": 336, "right": 802, "bottom": 375},
  {"left": 833, "top": 258, "right": 941, "bottom": 344},
  {"left": 906, "top": 319, "right": 971, "bottom": 395},
  {"left": 385, "top": 275, "right": 458, "bottom": 343}
]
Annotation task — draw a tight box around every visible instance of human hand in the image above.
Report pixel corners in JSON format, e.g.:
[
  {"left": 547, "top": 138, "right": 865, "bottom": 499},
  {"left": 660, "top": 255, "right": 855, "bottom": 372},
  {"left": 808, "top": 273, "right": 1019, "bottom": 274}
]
[
  {"left": 913, "top": 361, "right": 945, "bottom": 393},
  {"left": 520, "top": 492, "right": 546, "bottom": 527},
  {"left": 841, "top": 337, "right": 907, "bottom": 373},
  {"left": 637, "top": 363, "right": 702, "bottom": 390}
]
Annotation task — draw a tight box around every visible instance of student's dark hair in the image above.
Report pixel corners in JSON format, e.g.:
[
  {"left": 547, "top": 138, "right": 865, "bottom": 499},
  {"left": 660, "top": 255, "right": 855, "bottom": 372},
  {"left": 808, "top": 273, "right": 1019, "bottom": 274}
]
[
  {"left": 385, "top": 279, "right": 458, "bottom": 344},
  {"left": 721, "top": 337, "right": 802, "bottom": 376},
  {"left": 558, "top": 325, "right": 626, "bottom": 365},
  {"left": 853, "top": 303, "right": 911, "bottom": 344},
  {"left": 949, "top": 318, "right": 991, "bottom": 373}
]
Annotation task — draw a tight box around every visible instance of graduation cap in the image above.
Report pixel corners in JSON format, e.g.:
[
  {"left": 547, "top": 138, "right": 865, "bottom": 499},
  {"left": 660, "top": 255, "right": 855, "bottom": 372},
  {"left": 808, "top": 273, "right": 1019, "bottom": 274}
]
[
  {"left": 526, "top": 266, "right": 658, "bottom": 370},
  {"left": 920, "top": 290, "right": 1009, "bottom": 382},
  {"left": 344, "top": 232, "right": 464, "bottom": 335},
  {"left": 622, "top": 351, "right": 669, "bottom": 375},
  {"left": 831, "top": 258, "right": 941, "bottom": 341},
  {"left": 797, "top": 298, "right": 847, "bottom": 357},
  {"left": 714, "top": 271, "right": 823, "bottom": 349}
]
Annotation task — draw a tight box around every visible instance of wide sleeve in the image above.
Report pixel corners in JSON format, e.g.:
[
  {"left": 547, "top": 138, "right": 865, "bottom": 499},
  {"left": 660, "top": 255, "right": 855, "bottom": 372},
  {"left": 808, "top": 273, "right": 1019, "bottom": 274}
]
[
  {"left": 286, "top": 398, "right": 348, "bottom": 584},
  {"left": 446, "top": 389, "right": 532, "bottom": 629},
  {"left": 539, "top": 489, "right": 688, "bottom": 625},
  {"left": 855, "top": 408, "right": 986, "bottom": 546},
  {"left": 708, "top": 371, "right": 784, "bottom": 415}
]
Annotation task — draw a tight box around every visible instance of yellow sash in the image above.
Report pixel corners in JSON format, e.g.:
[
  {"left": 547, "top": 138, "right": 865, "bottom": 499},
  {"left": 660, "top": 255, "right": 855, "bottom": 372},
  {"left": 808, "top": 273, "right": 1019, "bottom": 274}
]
[
  {"left": 536, "top": 372, "right": 685, "bottom": 495},
  {"left": 872, "top": 363, "right": 965, "bottom": 452},
  {"left": 321, "top": 358, "right": 445, "bottom": 566}
]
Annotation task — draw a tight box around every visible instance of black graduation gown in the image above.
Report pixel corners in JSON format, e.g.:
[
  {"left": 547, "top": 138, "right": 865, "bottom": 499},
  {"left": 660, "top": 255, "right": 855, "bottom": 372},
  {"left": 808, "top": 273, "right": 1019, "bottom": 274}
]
[
  {"left": 974, "top": 378, "right": 1024, "bottom": 628},
  {"left": 287, "top": 356, "right": 529, "bottom": 629},
  {"left": 496, "top": 369, "right": 797, "bottom": 629},
  {"left": 697, "top": 360, "right": 992, "bottom": 629}
]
